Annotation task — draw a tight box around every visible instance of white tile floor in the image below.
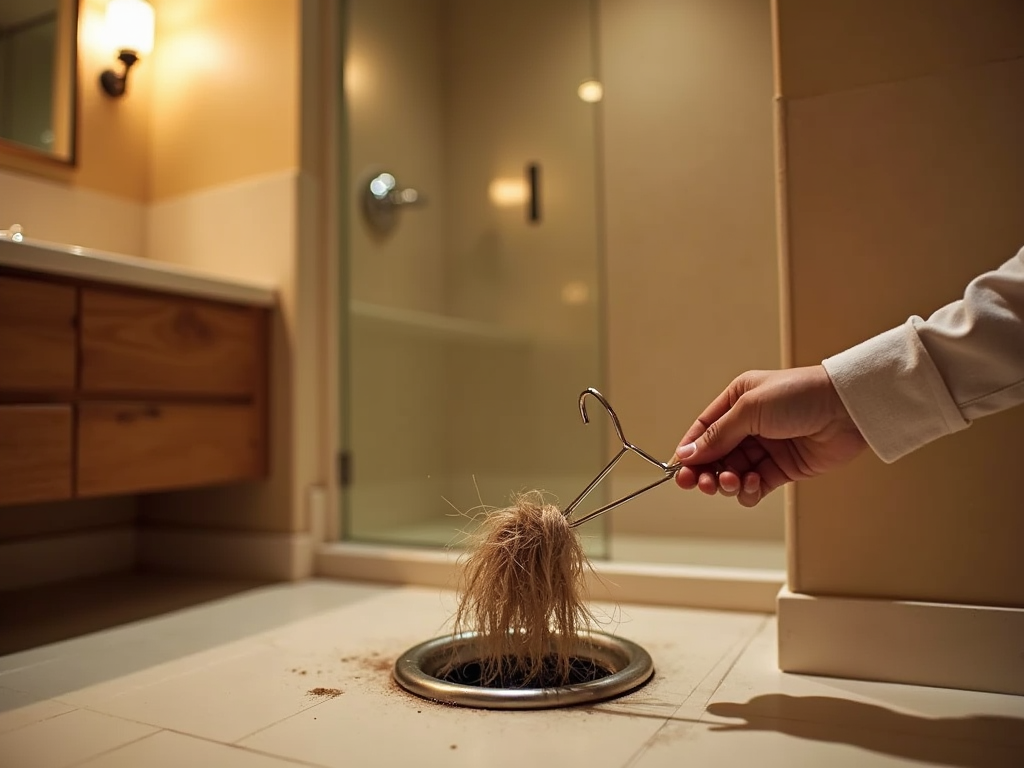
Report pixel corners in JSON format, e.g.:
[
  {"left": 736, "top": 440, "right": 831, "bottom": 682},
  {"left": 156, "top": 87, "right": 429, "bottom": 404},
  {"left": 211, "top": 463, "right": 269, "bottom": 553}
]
[{"left": 1, "top": 577, "right": 1022, "bottom": 767}]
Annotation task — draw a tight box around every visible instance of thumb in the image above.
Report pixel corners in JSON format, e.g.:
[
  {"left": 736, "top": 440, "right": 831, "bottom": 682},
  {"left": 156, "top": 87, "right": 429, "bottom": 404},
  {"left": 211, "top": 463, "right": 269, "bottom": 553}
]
[{"left": 675, "top": 397, "right": 754, "bottom": 466}]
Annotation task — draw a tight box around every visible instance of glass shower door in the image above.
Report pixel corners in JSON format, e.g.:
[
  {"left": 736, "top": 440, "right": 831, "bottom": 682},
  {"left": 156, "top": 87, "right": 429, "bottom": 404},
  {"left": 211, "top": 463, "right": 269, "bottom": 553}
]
[{"left": 341, "top": 0, "right": 607, "bottom": 556}]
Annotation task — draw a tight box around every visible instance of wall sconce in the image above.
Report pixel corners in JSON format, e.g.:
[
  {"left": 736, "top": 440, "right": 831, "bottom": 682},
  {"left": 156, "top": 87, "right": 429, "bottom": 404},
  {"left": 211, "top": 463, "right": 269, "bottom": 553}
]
[{"left": 99, "top": 0, "right": 155, "bottom": 97}]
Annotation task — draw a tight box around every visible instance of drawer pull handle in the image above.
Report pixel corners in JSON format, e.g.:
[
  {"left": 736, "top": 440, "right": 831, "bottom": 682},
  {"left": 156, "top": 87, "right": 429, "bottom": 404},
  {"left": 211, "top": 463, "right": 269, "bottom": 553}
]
[{"left": 115, "top": 406, "right": 162, "bottom": 423}]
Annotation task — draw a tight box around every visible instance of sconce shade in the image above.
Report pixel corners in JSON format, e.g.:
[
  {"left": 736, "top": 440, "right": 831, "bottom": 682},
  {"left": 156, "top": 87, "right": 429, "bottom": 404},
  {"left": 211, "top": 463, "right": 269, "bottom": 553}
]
[{"left": 105, "top": 0, "right": 155, "bottom": 56}]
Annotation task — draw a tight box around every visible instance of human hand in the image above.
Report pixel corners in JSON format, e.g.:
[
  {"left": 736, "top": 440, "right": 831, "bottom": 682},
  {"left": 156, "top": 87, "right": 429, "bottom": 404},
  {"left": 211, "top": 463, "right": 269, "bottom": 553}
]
[{"left": 670, "top": 366, "right": 868, "bottom": 507}]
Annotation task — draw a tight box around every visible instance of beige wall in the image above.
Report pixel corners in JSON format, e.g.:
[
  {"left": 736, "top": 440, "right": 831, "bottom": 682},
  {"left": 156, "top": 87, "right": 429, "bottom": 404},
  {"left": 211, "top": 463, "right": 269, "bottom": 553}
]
[
  {"left": 0, "top": 0, "right": 150, "bottom": 242},
  {"left": 147, "top": 0, "right": 299, "bottom": 202},
  {"left": 600, "top": 0, "right": 783, "bottom": 542},
  {"left": 1, "top": 0, "right": 300, "bottom": 208},
  {"left": 778, "top": 0, "right": 1024, "bottom": 606}
]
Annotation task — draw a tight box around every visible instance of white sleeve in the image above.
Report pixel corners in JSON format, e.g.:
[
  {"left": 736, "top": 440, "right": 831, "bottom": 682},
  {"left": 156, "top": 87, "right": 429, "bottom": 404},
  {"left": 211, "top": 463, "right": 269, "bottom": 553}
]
[{"left": 821, "top": 246, "right": 1024, "bottom": 463}]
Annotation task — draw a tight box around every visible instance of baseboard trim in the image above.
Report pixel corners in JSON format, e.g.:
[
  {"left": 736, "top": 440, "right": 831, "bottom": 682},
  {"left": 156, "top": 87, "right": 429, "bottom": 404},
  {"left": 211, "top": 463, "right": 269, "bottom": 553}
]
[
  {"left": 315, "top": 543, "right": 783, "bottom": 613},
  {"left": 137, "top": 527, "right": 314, "bottom": 581},
  {"left": 777, "top": 587, "right": 1024, "bottom": 696},
  {"left": 589, "top": 560, "right": 783, "bottom": 613},
  {"left": 314, "top": 542, "right": 461, "bottom": 591},
  {"left": 0, "top": 527, "right": 136, "bottom": 591}
]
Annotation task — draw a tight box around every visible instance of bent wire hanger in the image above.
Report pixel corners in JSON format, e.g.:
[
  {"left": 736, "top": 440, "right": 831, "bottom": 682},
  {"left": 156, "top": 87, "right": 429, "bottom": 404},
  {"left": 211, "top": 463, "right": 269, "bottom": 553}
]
[{"left": 562, "top": 388, "right": 682, "bottom": 528}]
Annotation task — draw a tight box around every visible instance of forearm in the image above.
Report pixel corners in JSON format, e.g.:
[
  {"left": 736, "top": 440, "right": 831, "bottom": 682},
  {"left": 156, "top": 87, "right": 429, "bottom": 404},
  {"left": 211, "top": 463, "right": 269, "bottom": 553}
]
[{"left": 822, "top": 246, "right": 1024, "bottom": 463}]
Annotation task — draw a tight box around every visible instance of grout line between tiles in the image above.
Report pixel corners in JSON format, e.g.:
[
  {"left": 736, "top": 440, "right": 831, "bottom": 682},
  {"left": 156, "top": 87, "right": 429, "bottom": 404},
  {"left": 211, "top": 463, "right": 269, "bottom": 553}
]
[
  {"left": 220, "top": 742, "right": 332, "bottom": 768},
  {"left": 63, "top": 724, "right": 331, "bottom": 768},
  {"left": 161, "top": 726, "right": 333, "bottom": 768},
  {"left": 0, "top": 695, "right": 80, "bottom": 735},
  {"left": 77, "top": 697, "right": 332, "bottom": 752},
  {"left": 64, "top": 726, "right": 160, "bottom": 768},
  {"left": 47, "top": 644, "right": 270, "bottom": 710},
  {"left": 786, "top": 52, "right": 1024, "bottom": 103},
  {"left": 231, "top": 696, "right": 340, "bottom": 746},
  {"left": 0, "top": 703, "right": 80, "bottom": 738},
  {"left": 619, "top": 616, "right": 770, "bottom": 768},
  {"left": 682, "top": 616, "right": 770, "bottom": 713},
  {"left": 699, "top": 615, "right": 771, "bottom": 708}
]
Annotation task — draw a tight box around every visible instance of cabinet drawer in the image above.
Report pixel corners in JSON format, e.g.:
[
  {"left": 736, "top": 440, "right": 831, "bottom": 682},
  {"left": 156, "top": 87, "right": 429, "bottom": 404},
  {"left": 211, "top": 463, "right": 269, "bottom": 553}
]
[
  {"left": 77, "top": 402, "right": 264, "bottom": 497},
  {"left": 80, "top": 289, "right": 262, "bottom": 397},
  {"left": 0, "top": 405, "right": 73, "bottom": 505},
  {"left": 0, "top": 276, "right": 77, "bottom": 391}
]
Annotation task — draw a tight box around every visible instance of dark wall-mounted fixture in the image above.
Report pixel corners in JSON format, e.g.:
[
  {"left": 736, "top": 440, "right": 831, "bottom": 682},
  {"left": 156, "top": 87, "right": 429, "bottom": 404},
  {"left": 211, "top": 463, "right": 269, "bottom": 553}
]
[{"left": 98, "top": 0, "right": 154, "bottom": 98}]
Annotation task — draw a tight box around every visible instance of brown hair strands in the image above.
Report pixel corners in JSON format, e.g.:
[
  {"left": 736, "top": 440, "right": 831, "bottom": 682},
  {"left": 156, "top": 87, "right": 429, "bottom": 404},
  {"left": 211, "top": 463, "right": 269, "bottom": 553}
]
[{"left": 450, "top": 491, "right": 594, "bottom": 687}]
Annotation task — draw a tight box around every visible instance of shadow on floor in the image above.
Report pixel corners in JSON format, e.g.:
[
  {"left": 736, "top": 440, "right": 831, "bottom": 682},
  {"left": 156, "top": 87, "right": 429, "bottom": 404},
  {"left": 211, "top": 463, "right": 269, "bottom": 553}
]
[
  {"left": 707, "top": 694, "right": 1024, "bottom": 768},
  {"left": 0, "top": 570, "right": 393, "bottom": 711},
  {"left": 0, "top": 570, "right": 273, "bottom": 656},
  {"left": 0, "top": 569, "right": 389, "bottom": 658}
]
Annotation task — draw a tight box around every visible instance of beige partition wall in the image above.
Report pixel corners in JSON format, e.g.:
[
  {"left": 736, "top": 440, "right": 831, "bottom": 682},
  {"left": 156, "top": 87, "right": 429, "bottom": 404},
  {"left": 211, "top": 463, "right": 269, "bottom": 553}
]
[
  {"left": 774, "top": 0, "right": 1024, "bottom": 694},
  {"left": 600, "top": 0, "right": 782, "bottom": 549}
]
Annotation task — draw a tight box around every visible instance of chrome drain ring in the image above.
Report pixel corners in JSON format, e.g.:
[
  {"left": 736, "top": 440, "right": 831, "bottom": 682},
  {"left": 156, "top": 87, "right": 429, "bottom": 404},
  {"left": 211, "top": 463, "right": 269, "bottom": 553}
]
[{"left": 393, "top": 630, "right": 654, "bottom": 710}]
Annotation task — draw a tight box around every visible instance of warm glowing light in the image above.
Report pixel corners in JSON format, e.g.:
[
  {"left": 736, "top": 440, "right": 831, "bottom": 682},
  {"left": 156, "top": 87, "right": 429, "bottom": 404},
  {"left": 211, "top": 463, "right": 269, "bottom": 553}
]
[
  {"left": 488, "top": 178, "right": 528, "bottom": 207},
  {"left": 344, "top": 56, "right": 370, "bottom": 99},
  {"left": 561, "top": 282, "right": 591, "bottom": 306},
  {"left": 105, "top": 0, "right": 155, "bottom": 55},
  {"left": 577, "top": 80, "right": 603, "bottom": 103}
]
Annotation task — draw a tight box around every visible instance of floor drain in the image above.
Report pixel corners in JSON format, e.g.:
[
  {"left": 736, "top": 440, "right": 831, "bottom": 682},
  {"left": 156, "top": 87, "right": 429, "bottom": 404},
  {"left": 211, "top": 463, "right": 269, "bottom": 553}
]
[{"left": 393, "top": 630, "right": 654, "bottom": 710}]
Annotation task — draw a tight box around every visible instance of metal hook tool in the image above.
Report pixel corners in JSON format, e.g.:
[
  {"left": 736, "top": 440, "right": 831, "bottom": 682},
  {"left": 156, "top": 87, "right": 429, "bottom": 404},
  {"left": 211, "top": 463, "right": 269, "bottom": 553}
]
[{"left": 563, "top": 388, "right": 682, "bottom": 528}]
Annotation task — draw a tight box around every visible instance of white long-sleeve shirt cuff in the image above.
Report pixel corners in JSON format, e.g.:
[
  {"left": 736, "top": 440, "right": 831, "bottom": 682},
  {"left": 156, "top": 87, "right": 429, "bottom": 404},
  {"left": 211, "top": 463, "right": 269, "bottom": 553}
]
[{"left": 822, "top": 321, "right": 970, "bottom": 464}]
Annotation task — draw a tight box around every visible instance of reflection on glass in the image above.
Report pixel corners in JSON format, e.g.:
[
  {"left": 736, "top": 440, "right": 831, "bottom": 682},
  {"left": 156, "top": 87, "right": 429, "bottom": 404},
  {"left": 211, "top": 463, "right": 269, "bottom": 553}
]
[
  {"left": 577, "top": 79, "right": 603, "bottom": 103},
  {"left": 0, "top": 0, "right": 76, "bottom": 162},
  {"left": 342, "top": 0, "right": 607, "bottom": 557},
  {"left": 561, "top": 281, "right": 590, "bottom": 306},
  {"left": 369, "top": 172, "right": 396, "bottom": 198},
  {"left": 488, "top": 178, "right": 527, "bottom": 207}
]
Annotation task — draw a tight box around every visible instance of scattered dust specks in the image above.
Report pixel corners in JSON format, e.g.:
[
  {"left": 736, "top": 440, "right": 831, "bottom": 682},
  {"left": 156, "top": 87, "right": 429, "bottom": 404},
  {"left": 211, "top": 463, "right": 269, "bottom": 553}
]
[
  {"left": 339, "top": 650, "right": 395, "bottom": 675},
  {"left": 308, "top": 687, "right": 343, "bottom": 698}
]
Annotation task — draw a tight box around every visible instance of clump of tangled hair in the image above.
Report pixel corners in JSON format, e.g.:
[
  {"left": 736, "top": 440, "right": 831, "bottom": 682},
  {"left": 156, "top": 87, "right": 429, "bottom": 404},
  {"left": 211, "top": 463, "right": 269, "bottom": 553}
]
[{"left": 450, "top": 491, "right": 594, "bottom": 687}]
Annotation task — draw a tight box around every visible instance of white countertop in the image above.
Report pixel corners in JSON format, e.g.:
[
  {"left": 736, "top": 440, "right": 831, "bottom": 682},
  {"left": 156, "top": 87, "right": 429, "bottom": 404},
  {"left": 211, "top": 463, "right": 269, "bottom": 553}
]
[{"left": 0, "top": 235, "right": 276, "bottom": 307}]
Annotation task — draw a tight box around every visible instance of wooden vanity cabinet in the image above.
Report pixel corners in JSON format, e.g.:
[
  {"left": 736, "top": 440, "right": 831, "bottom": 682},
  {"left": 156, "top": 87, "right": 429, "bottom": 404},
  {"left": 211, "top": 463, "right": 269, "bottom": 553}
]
[
  {"left": 79, "top": 288, "right": 262, "bottom": 397},
  {"left": 0, "top": 271, "right": 269, "bottom": 507},
  {"left": 0, "top": 404, "right": 73, "bottom": 505},
  {"left": 0, "top": 275, "right": 77, "bottom": 391}
]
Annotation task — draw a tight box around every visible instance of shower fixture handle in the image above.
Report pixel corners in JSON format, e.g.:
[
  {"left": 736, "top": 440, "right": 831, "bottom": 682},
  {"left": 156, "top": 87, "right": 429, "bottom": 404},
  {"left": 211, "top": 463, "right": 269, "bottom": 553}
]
[
  {"left": 362, "top": 171, "right": 425, "bottom": 235},
  {"left": 0, "top": 223, "right": 24, "bottom": 242}
]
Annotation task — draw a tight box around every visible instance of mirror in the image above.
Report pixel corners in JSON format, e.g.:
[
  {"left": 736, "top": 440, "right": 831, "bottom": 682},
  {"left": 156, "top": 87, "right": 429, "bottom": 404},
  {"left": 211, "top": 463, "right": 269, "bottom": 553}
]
[{"left": 0, "top": 0, "right": 78, "bottom": 164}]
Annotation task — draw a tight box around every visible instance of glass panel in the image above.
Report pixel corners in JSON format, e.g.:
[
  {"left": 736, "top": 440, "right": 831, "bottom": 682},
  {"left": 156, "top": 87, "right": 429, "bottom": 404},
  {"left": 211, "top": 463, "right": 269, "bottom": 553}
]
[
  {"left": 341, "top": 0, "right": 607, "bottom": 557},
  {"left": 0, "top": 0, "right": 77, "bottom": 163}
]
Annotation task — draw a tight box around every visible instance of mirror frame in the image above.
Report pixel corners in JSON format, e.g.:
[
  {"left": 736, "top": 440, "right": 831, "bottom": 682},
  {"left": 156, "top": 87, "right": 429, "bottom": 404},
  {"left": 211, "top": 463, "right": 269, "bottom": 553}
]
[{"left": 0, "top": 0, "right": 80, "bottom": 168}]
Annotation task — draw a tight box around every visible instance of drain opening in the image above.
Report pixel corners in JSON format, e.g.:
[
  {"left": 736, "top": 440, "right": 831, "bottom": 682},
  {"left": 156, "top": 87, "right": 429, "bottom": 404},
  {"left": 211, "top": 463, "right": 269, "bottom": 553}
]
[{"left": 439, "top": 655, "right": 612, "bottom": 688}]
